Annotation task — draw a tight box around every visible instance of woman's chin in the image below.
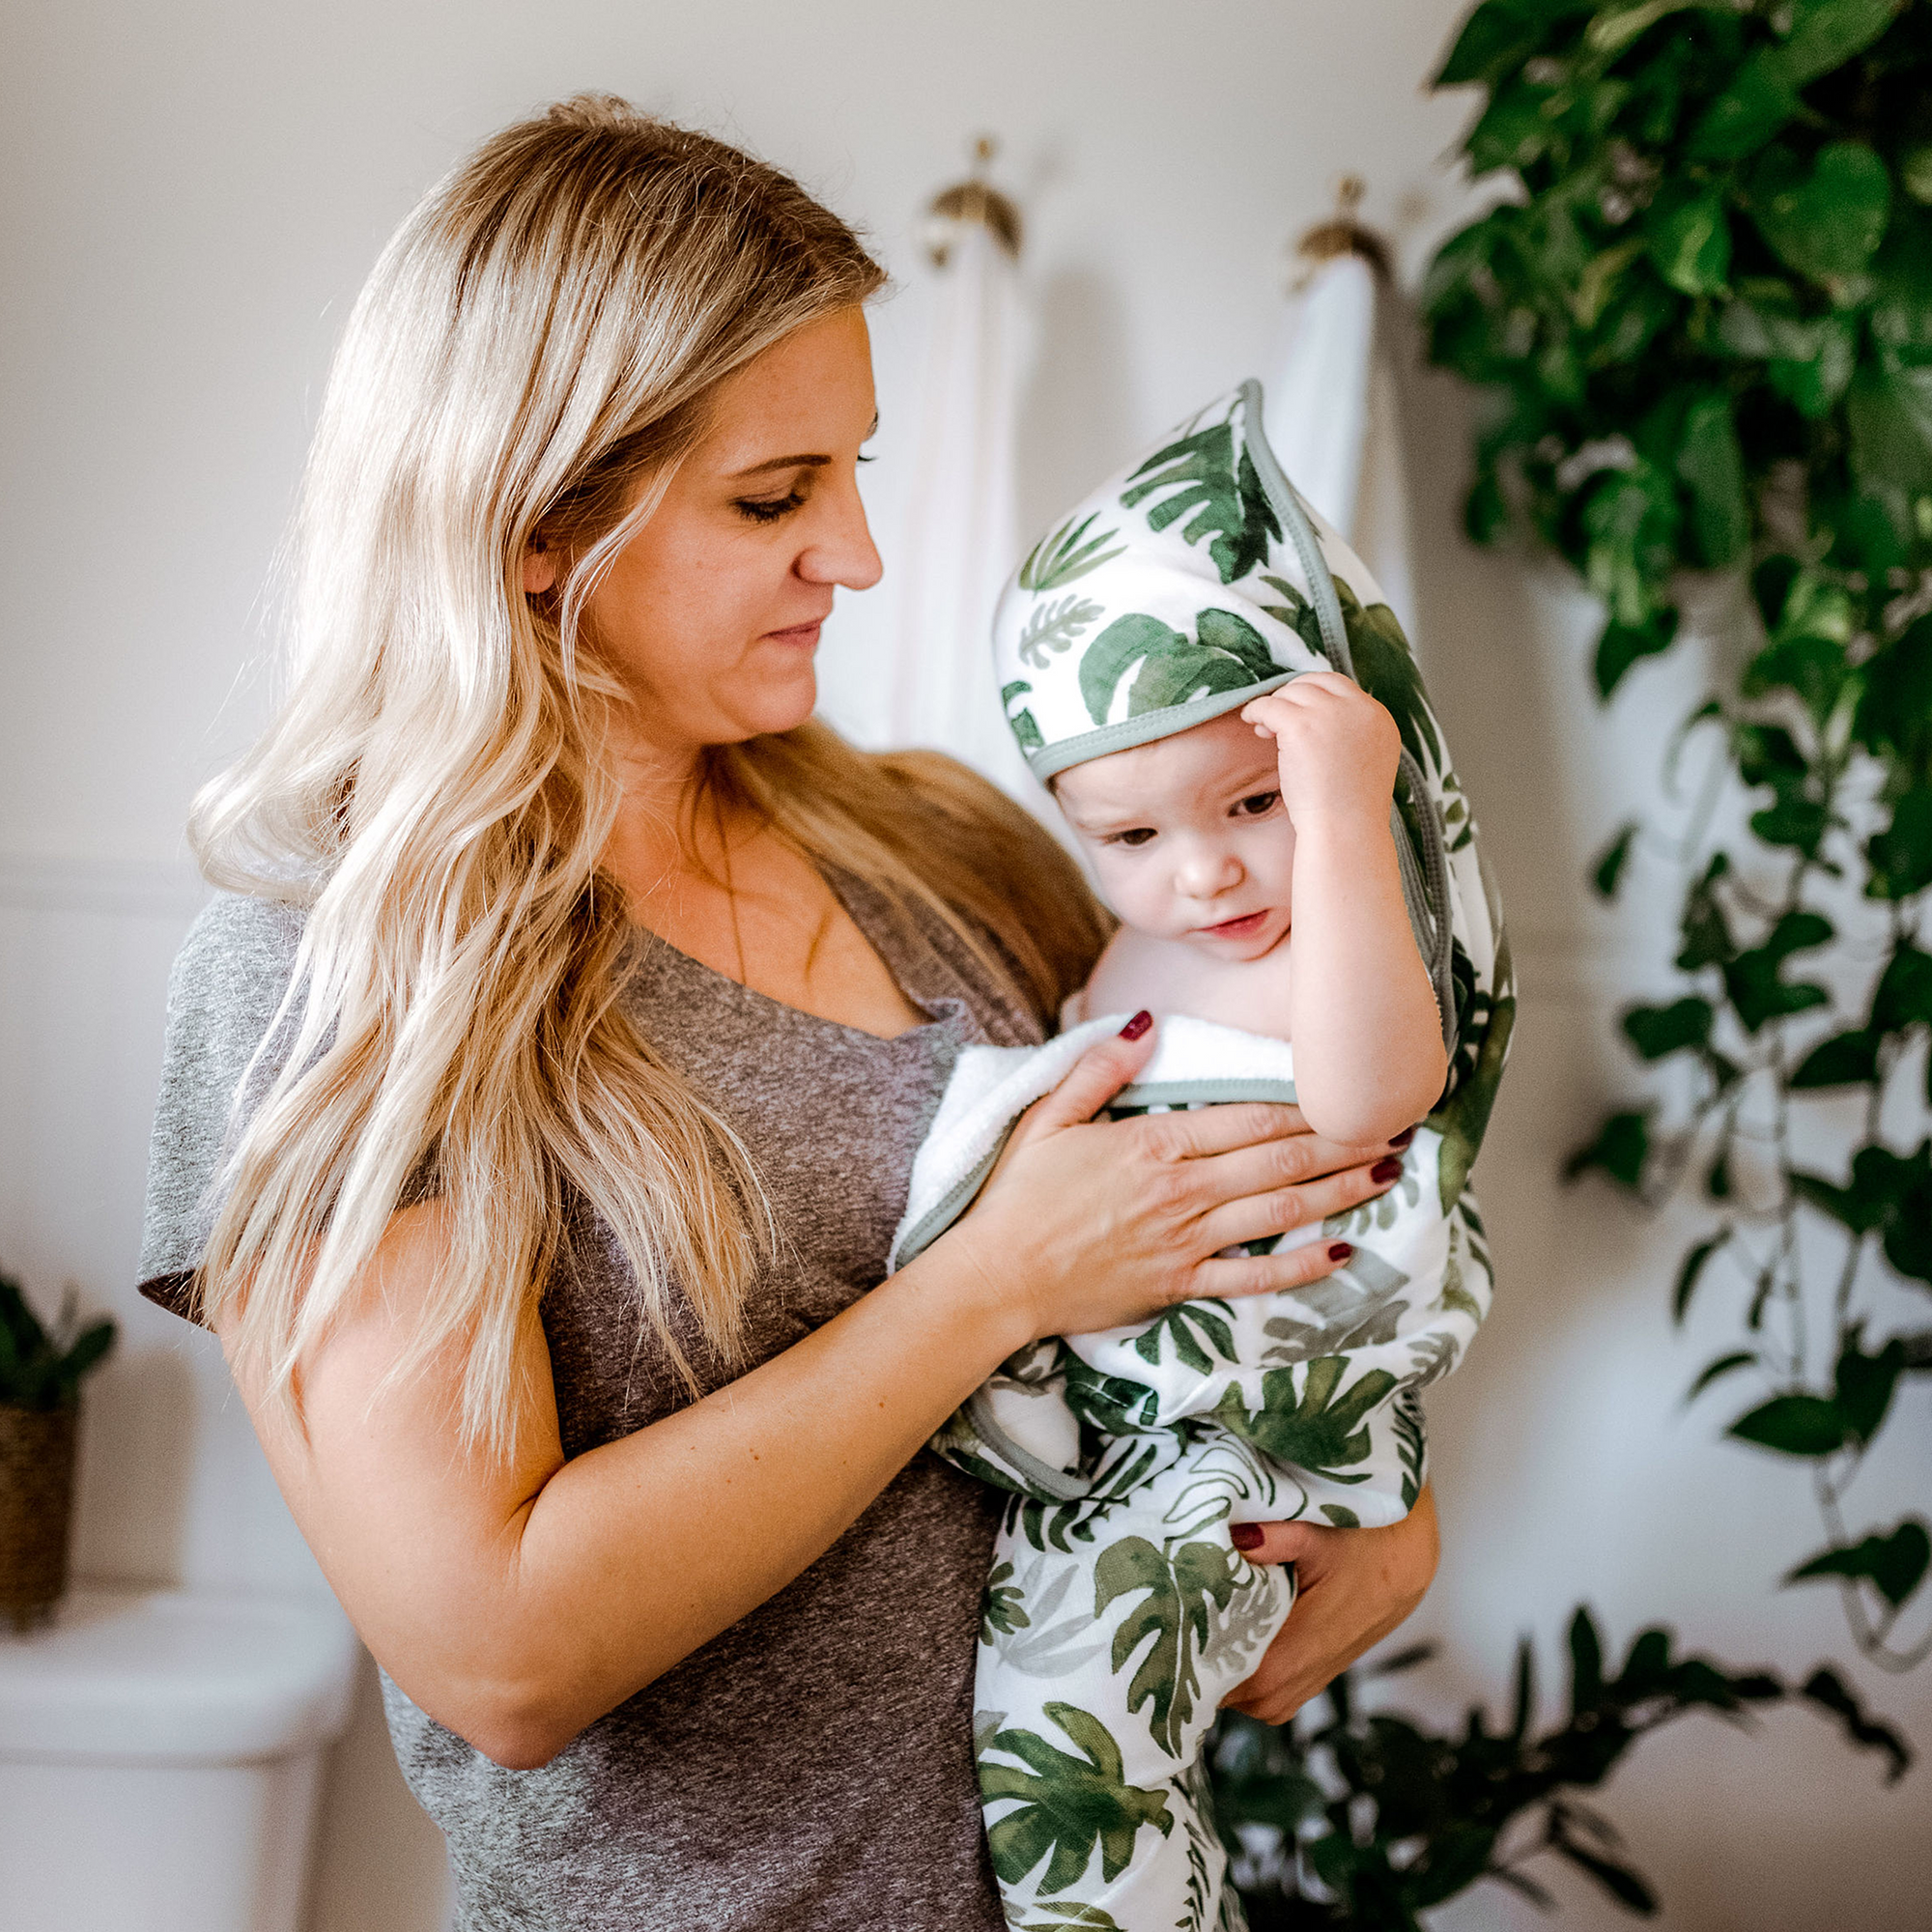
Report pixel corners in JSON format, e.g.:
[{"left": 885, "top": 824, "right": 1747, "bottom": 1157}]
[{"left": 724, "top": 671, "right": 819, "bottom": 743}]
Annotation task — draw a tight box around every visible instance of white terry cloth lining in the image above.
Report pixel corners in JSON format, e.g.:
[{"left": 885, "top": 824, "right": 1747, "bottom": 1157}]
[{"left": 888, "top": 1013, "right": 1298, "bottom": 1273}]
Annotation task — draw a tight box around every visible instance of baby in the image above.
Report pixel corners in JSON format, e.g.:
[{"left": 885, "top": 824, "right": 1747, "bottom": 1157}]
[{"left": 890, "top": 384, "right": 1512, "bottom": 1932}]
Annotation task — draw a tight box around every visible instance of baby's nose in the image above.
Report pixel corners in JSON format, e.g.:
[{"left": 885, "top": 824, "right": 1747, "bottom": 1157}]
[{"left": 1179, "top": 848, "right": 1244, "bottom": 896}]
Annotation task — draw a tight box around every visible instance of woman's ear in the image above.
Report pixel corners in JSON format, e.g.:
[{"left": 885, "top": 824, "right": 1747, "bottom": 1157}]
[{"left": 522, "top": 543, "right": 557, "bottom": 595}]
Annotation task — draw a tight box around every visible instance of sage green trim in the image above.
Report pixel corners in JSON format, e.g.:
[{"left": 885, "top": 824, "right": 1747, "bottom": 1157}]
[
  {"left": 965, "top": 1389, "right": 1093, "bottom": 1501},
  {"left": 1112, "top": 1077, "right": 1298, "bottom": 1109},
  {"left": 1026, "top": 671, "right": 1298, "bottom": 782},
  {"left": 1238, "top": 378, "right": 1352, "bottom": 677},
  {"left": 892, "top": 1125, "right": 1015, "bottom": 1269}
]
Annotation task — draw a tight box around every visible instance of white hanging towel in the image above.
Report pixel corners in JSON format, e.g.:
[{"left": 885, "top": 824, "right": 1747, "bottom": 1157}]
[
  {"left": 888, "top": 219, "right": 1035, "bottom": 798},
  {"left": 1263, "top": 251, "right": 1421, "bottom": 656}
]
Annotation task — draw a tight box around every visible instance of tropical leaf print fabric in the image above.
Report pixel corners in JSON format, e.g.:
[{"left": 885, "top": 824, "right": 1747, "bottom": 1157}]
[{"left": 891, "top": 1020, "right": 1492, "bottom": 1931}]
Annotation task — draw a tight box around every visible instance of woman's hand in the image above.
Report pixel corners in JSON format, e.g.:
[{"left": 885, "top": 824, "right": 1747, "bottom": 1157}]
[
  {"left": 1222, "top": 1487, "right": 1441, "bottom": 1725},
  {"left": 944, "top": 1013, "right": 1407, "bottom": 1351}
]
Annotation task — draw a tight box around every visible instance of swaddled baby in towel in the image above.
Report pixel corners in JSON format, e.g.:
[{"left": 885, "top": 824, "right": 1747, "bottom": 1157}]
[{"left": 889, "top": 383, "right": 1514, "bottom": 1932}]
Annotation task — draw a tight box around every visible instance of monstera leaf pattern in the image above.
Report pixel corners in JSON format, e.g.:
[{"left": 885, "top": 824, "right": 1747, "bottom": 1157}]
[
  {"left": 1079, "top": 608, "right": 1278, "bottom": 725},
  {"left": 1119, "top": 413, "right": 1280, "bottom": 584}
]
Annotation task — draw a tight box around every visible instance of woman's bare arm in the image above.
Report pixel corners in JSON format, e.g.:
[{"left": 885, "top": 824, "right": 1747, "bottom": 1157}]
[{"left": 225, "top": 1022, "right": 1402, "bottom": 1769}]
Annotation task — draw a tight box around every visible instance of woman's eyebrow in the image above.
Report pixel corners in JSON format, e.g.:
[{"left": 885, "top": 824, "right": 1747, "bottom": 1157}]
[{"left": 727, "top": 414, "right": 881, "bottom": 480}]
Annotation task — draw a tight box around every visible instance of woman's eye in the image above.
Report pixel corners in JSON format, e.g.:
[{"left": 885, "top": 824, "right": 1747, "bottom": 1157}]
[
  {"left": 1235, "top": 791, "right": 1281, "bottom": 818},
  {"left": 734, "top": 490, "right": 807, "bottom": 525}
]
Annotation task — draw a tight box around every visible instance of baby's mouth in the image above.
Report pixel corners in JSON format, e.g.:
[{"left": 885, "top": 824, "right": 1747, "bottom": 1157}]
[{"left": 1194, "top": 909, "right": 1270, "bottom": 939}]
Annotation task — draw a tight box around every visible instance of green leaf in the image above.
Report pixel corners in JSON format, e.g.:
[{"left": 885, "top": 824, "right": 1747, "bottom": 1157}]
[
  {"left": 1094, "top": 1537, "right": 1243, "bottom": 1756},
  {"left": 1645, "top": 185, "right": 1731, "bottom": 296},
  {"left": 1777, "top": 0, "right": 1905, "bottom": 86},
  {"left": 1687, "top": 48, "right": 1800, "bottom": 160},
  {"left": 1550, "top": 1833, "right": 1659, "bottom": 1915},
  {"left": 1728, "top": 1393, "right": 1845, "bottom": 1457},
  {"left": 1800, "top": 1668, "right": 1913, "bottom": 1782},
  {"left": 981, "top": 1704, "right": 1173, "bottom": 1893},
  {"left": 1622, "top": 996, "right": 1714, "bottom": 1060},
  {"left": 1790, "top": 1029, "right": 1880, "bottom": 1088},
  {"left": 1717, "top": 295, "right": 1858, "bottom": 416},
  {"left": 1833, "top": 1330, "right": 1905, "bottom": 1444},
  {"left": 1846, "top": 365, "right": 1932, "bottom": 505},
  {"left": 1676, "top": 853, "right": 1735, "bottom": 970},
  {"left": 1130, "top": 1301, "right": 1236, "bottom": 1374},
  {"left": 1564, "top": 1109, "right": 1650, "bottom": 1191},
  {"left": 1675, "top": 392, "right": 1749, "bottom": 566},
  {"left": 1867, "top": 789, "right": 1932, "bottom": 901},
  {"left": 1002, "top": 680, "right": 1044, "bottom": 753},
  {"left": 1871, "top": 944, "right": 1932, "bottom": 1035},
  {"left": 1788, "top": 1521, "right": 1931, "bottom": 1610},
  {"left": 1208, "top": 1357, "right": 1401, "bottom": 1482},
  {"left": 1722, "top": 910, "right": 1833, "bottom": 1033},
  {"left": 1019, "top": 512, "right": 1127, "bottom": 593},
  {"left": 1076, "top": 610, "right": 1277, "bottom": 727},
  {"left": 1592, "top": 820, "right": 1640, "bottom": 899},
  {"left": 1687, "top": 1350, "right": 1755, "bottom": 1401},
  {"left": 1748, "top": 142, "right": 1892, "bottom": 296},
  {"left": 1595, "top": 610, "right": 1679, "bottom": 698},
  {"left": 1567, "top": 1605, "right": 1605, "bottom": 1712},
  {"left": 1673, "top": 1229, "right": 1731, "bottom": 1325},
  {"left": 1120, "top": 413, "right": 1279, "bottom": 584},
  {"left": 1435, "top": 0, "right": 1551, "bottom": 88}
]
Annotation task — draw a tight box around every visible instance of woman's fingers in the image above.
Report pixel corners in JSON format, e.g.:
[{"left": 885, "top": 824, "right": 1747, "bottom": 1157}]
[
  {"left": 1005, "top": 1013, "right": 1158, "bottom": 1148},
  {"left": 1222, "top": 1491, "right": 1441, "bottom": 1725},
  {"left": 1123, "top": 1098, "right": 1312, "bottom": 1159},
  {"left": 1194, "top": 1154, "right": 1400, "bottom": 1257},
  {"left": 1189, "top": 1235, "right": 1357, "bottom": 1302}
]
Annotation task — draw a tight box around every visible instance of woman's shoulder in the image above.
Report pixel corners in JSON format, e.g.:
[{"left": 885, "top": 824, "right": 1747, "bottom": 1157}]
[{"left": 167, "top": 889, "right": 308, "bottom": 1032}]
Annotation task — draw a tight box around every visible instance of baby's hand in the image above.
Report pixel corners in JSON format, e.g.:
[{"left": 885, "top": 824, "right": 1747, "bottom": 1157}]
[{"left": 1241, "top": 675, "right": 1400, "bottom": 830}]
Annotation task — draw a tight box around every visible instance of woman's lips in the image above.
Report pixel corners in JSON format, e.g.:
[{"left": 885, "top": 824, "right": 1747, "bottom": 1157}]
[
  {"left": 1196, "top": 909, "right": 1269, "bottom": 938},
  {"left": 762, "top": 619, "right": 824, "bottom": 648}
]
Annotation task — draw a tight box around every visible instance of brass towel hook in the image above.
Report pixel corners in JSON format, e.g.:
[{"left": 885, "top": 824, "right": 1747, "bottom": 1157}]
[
  {"left": 923, "top": 134, "right": 1022, "bottom": 268},
  {"left": 1292, "top": 175, "right": 1391, "bottom": 285}
]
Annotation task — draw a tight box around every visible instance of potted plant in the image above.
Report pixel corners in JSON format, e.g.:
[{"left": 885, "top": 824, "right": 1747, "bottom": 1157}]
[{"left": 0, "top": 1271, "right": 116, "bottom": 1631}]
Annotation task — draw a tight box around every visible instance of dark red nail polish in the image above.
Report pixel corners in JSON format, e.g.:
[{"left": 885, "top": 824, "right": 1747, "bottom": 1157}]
[
  {"left": 1119, "top": 1009, "right": 1152, "bottom": 1040},
  {"left": 1328, "top": 1242, "right": 1353, "bottom": 1262},
  {"left": 1230, "top": 1522, "right": 1264, "bottom": 1550},
  {"left": 1388, "top": 1127, "right": 1416, "bottom": 1150},
  {"left": 1370, "top": 1157, "right": 1403, "bottom": 1183}
]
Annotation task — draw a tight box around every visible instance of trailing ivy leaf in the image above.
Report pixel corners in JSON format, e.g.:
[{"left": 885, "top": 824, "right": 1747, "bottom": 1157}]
[
  {"left": 1834, "top": 1328, "right": 1905, "bottom": 1445},
  {"left": 1717, "top": 294, "right": 1859, "bottom": 416},
  {"left": 981, "top": 1703, "right": 1173, "bottom": 1892},
  {"left": 1846, "top": 365, "right": 1932, "bottom": 509},
  {"left": 1721, "top": 910, "right": 1833, "bottom": 1032},
  {"left": 1646, "top": 185, "right": 1731, "bottom": 296},
  {"left": 1622, "top": 996, "right": 1713, "bottom": 1060},
  {"left": 1800, "top": 1668, "right": 1913, "bottom": 1782},
  {"left": 1675, "top": 852, "right": 1735, "bottom": 970},
  {"left": 1728, "top": 1393, "right": 1845, "bottom": 1457},
  {"left": 1788, "top": 1520, "right": 1932, "bottom": 1610},
  {"left": 1675, "top": 392, "right": 1749, "bottom": 566},
  {"left": 1595, "top": 609, "right": 1679, "bottom": 698},
  {"left": 1568, "top": 1606, "right": 1605, "bottom": 1713},
  {"left": 1777, "top": 0, "right": 1905, "bottom": 86},
  {"left": 1871, "top": 943, "right": 1932, "bottom": 1035},
  {"left": 1687, "top": 1350, "right": 1755, "bottom": 1402},
  {"left": 1686, "top": 47, "right": 1800, "bottom": 159},
  {"left": 1790, "top": 1029, "right": 1880, "bottom": 1088},
  {"left": 1866, "top": 789, "right": 1932, "bottom": 901},
  {"left": 1673, "top": 1228, "right": 1730, "bottom": 1325},
  {"left": 1550, "top": 1830, "right": 1658, "bottom": 1915},
  {"left": 1434, "top": 0, "right": 1553, "bottom": 88},
  {"left": 1592, "top": 819, "right": 1640, "bottom": 899},
  {"left": 1748, "top": 142, "right": 1892, "bottom": 299},
  {"left": 1564, "top": 1109, "right": 1650, "bottom": 1191}
]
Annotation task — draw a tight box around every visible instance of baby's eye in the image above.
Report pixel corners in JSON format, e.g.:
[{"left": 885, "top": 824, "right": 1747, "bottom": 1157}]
[
  {"left": 1107, "top": 827, "right": 1158, "bottom": 848},
  {"left": 734, "top": 489, "right": 808, "bottom": 526},
  {"left": 1234, "top": 790, "right": 1281, "bottom": 818}
]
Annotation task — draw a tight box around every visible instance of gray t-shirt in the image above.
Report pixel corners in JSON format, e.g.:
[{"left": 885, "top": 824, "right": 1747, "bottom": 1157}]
[{"left": 138, "top": 878, "right": 1042, "bottom": 1931}]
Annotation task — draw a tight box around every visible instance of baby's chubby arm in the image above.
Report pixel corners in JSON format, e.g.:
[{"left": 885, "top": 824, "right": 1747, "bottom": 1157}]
[{"left": 1242, "top": 677, "right": 1448, "bottom": 1144}]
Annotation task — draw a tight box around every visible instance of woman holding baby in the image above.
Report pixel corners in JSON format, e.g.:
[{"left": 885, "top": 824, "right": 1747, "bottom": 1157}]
[{"left": 137, "top": 99, "right": 1441, "bottom": 1929}]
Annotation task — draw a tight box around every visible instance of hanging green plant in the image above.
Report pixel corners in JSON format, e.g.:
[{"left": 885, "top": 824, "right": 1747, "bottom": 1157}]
[{"left": 1422, "top": 0, "right": 1932, "bottom": 1669}]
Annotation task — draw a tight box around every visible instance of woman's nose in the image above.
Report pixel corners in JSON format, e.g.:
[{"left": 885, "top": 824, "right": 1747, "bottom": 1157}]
[{"left": 796, "top": 476, "right": 884, "bottom": 592}]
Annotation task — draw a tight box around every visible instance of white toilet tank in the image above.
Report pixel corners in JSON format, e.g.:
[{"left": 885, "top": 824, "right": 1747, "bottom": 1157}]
[{"left": 0, "top": 1586, "right": 360, "bottom": 1932}]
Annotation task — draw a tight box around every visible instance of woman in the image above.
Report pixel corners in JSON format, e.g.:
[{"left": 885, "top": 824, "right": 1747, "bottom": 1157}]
[{"left": 137, "top": 98, "right": 1438, "bottom": 1928}]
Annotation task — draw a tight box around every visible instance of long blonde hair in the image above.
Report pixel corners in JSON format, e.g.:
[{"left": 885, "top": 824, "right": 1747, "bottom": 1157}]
[{"left": 192, "top": 97, "right": 1108, "bottom": 1453}]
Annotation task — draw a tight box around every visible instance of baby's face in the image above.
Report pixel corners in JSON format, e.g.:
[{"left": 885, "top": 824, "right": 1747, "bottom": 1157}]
[{"left": 1053, "top": 709, "right": 1293, "bottom": 961}]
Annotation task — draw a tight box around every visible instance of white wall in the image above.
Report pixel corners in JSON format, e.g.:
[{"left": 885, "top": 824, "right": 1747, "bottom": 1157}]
[{"left": 2, "top": 3, "right": 1926, "bottom": 1928}]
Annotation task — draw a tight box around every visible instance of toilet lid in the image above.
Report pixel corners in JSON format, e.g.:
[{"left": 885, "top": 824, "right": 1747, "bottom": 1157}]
[{"left": 0, "top": 1587, "right": 359, "bottom": 1765}]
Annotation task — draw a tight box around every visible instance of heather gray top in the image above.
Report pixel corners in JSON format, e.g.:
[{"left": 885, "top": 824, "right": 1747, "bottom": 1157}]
[{"left": 138, "top": 879, "right": 1042, "bottom": 1932}]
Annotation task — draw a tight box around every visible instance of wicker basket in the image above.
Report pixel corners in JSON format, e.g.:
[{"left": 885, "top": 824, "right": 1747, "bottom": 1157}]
[{"left": 0, "top": 1402, "right": 78, "bottom": 1632}]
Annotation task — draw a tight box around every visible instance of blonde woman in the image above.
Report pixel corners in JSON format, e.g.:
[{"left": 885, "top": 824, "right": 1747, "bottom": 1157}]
[{"left": 137, "top": 99, "right": 1439, "bottom": 1928}]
